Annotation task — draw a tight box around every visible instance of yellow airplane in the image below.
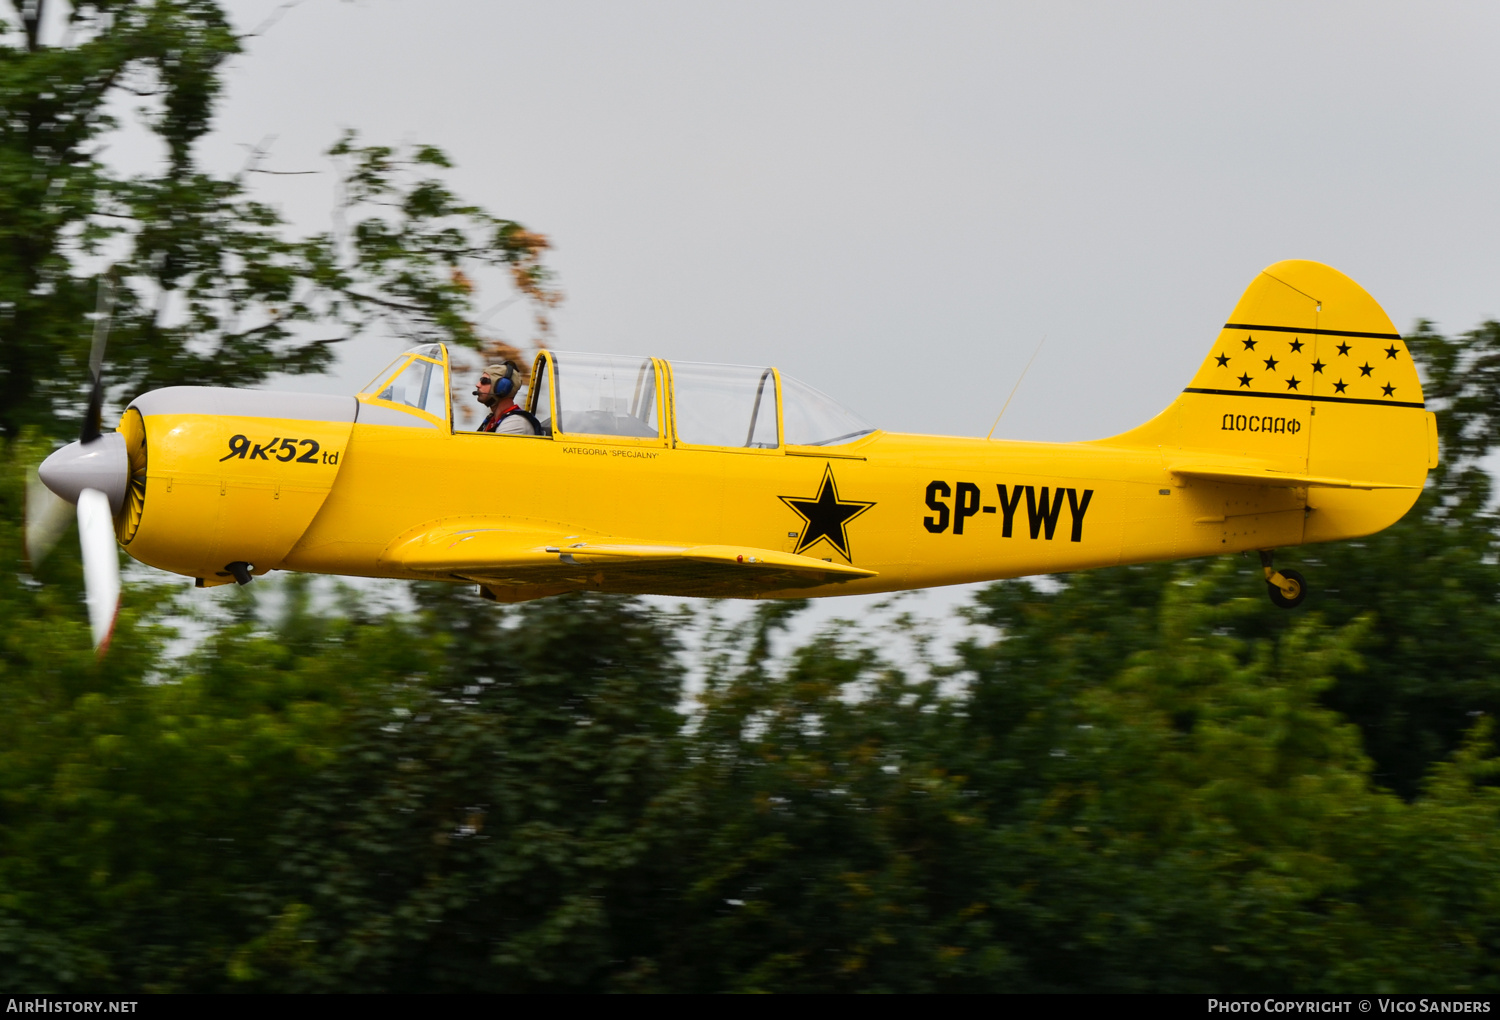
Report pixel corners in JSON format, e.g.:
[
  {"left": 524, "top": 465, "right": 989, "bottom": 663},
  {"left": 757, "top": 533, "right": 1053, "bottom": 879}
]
[{"left": 37, "top": 259, "right": 1436, "bottom": 649}]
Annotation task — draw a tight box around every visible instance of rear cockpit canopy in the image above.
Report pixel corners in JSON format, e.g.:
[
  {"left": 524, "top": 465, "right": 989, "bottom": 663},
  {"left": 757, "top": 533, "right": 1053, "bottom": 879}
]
[
  {"left": 358, "top": 343, "right": 874, "bottom": 447},
  {"left": 534, "top": 352, "right": 659, "bottom": 438}
]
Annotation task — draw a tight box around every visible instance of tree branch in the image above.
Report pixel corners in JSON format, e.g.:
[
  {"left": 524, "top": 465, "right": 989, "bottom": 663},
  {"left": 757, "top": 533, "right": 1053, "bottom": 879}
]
[
  {"left": 218, "top": 318, "right": 291, "bottom": 343},
  {"left": 340, "top": 289, "right": 430, "bottom": 314},
  {"left": 241, "top": 0, "right": 306, "bottom": 41}
]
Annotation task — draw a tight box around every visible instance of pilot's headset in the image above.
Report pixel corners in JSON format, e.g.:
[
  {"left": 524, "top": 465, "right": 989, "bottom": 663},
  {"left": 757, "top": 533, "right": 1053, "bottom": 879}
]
[{"left": 475, "top": 362, "right": 521, "bottom": 406}]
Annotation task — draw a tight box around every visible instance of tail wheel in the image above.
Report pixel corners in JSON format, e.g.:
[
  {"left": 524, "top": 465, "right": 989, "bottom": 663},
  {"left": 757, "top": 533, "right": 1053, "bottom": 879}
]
[{"left": 1267, "top": 568, "right": 1308, "bottom": 609}]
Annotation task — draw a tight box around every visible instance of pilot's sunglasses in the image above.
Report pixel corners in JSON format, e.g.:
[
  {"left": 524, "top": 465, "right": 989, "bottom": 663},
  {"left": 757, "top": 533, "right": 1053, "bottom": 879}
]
[{"left": 478, "top": 377, "right": 492, "bottom": 386}]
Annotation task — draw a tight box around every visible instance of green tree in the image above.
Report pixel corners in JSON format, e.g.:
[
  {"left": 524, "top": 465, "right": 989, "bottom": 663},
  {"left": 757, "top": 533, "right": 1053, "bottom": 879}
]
[
  {"left": 0, "top": 6, "right": 567, "bottom": 980},
  {"left": 0, "top": 0, "right": 558, "bottom": 440},
  {"left": 228, "top": 588, "right": 690, "bottom": 993},
  {"left": 0, "top": 438, "right": 430, "bottom": 989},
  {"left": 650, "top": 602, "right": 1011, "bottom": 992},
  {"left": 954, "top": 568, "right": 1500, "bottom": 992}
]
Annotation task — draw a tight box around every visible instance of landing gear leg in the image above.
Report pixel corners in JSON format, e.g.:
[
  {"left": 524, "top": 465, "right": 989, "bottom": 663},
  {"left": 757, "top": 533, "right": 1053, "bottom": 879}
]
[{"left": 1259, "top": 550, "right": 1307, "bottom": 609}]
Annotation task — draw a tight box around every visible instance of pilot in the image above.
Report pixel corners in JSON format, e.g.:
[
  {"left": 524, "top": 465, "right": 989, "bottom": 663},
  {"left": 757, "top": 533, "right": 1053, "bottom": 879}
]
[{"left": 475, "top": 362, "right": 542, "bottom": 435}]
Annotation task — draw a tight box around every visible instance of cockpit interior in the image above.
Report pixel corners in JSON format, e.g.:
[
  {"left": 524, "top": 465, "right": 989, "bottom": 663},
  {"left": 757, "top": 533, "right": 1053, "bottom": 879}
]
[{"left": 357, "top": 344, "right": 876, "bottom": 448}]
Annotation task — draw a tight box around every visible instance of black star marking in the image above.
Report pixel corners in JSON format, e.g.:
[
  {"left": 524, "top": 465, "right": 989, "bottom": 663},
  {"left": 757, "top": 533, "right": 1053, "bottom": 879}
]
[
  {"left": 779, "top": 465, "right": 875, "bottom": 561},
  {"left": 1288, "top": 338, "right": 1304, "bottom": 352},
  {"left": 1215, "top": 353, "right": 1231, "bottom": 367},
  {"left": 1238, "top": 373, "right": 1253, "bottom": 388},
  {"left": 1385, "top": 345, "right": 1400, "bottom": 360},
  {"left": 1285, "top": 376, "right": 1300, "bottom": 391},
  {"left": 1336, "top": 342, "right": 1352, "bottom": 356},
  {"left": 1263, "top": 356, "right": 1279, "bottom": 371},
  {"left": 1242, "top": 337, "right": 1258, "bottom": 350},
  {"left": 1382, "top": 382, "right": 1396, "bottom": 396},
  {"left": 1359, "top": 362, "right": 1374, "bottom": 377},
  {"left": 1311, "top": 359, "right": 1325, "bottom": 374},
  {"left": 1333, "top": 379, "right": 1348, "bottom": 393}
]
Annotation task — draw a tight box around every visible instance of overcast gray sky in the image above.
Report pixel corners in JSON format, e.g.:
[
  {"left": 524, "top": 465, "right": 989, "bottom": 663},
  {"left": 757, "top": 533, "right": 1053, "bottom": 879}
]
[{"left": 198, "top": 0, "right": 1500, "bottom": 444}]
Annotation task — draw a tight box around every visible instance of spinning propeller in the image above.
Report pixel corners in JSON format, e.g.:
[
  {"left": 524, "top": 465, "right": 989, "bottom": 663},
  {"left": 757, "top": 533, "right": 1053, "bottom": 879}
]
[{"left": 26, "top": 275, "right": 127, "bottom": 654}]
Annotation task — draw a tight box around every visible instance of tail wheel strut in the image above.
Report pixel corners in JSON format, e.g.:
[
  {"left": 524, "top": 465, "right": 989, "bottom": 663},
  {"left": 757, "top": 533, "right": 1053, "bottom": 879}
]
[{"left": 1259, "top": 550, "right": 1307, "bottom": 609}]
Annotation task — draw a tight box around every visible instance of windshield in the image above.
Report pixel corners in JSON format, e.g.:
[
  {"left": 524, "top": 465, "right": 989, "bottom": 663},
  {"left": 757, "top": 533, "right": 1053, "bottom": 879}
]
[
  {"left": 358, "top": 345, "right": 450, "bottom": 424},
  {"left": 360, "top": 354, "right": 408, "bottom": 394},
  {"left": 360, "top": 345, "right": 447, "bottom": 394}
]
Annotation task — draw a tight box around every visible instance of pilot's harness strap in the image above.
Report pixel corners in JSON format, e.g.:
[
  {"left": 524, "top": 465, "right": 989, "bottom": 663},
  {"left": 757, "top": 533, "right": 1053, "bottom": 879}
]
[{"left": 480, "top": 406, "right": 543, "bottom": 435}]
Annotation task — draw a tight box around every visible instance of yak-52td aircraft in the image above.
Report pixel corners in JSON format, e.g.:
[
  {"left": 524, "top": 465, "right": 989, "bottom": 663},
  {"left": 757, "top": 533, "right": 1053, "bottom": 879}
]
[{"left": 36, "top": 259, "right": 1436, "bottom": 650}]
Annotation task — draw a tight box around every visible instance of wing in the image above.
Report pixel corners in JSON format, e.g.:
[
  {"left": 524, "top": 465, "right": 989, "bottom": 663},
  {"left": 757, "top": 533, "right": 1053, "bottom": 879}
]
[{"left": 381, "top": 518, "right": 877, "bottom": 600}]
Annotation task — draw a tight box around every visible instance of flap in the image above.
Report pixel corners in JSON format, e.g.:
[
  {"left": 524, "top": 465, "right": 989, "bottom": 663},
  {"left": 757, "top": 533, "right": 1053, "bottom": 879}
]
[
  {"left": 1169, "top": 460, "right": 1421, "bottom": 491},
  {"left": 382, "top": 519, "right": 876, "bottom": 599}
]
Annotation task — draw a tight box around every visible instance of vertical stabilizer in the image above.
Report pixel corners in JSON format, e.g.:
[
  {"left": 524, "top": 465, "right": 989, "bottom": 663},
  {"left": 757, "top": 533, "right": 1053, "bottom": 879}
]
[{"left": 1101, "top": 260, "right": 1432, "bottom": 545}]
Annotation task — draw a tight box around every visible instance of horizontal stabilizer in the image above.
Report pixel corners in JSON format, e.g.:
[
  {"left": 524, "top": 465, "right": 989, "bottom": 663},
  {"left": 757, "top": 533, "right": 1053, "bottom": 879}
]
[
  {"left": 1170, "top": 461, "right": 1421, "bottom": 491},
  {"left": 383, "top": 520, "right": 875, "bottom": 599}
]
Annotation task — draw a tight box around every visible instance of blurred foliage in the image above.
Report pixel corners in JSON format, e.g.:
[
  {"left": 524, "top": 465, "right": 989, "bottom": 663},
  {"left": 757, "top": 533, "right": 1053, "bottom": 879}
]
[
  {"left": 0, "top": 0, "right": 558, "bottom": 440},
  {"left": 231, "top": 587, "right": 691, "bottom": 992},
  {"left": 8, "top": 309, "right": 1500, "bottom": 989}
]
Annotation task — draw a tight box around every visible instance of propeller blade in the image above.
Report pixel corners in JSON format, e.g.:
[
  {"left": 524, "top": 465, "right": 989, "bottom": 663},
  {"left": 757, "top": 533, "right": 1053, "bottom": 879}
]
[
  {"left": 24, "top": 465, "right": 74, "bottom": 570},
  {"left": 80, "top": 273, "right": 115, "bottom": 445},
  {"left": 77, "top": 488, "right": 121, "bottom": 655}
]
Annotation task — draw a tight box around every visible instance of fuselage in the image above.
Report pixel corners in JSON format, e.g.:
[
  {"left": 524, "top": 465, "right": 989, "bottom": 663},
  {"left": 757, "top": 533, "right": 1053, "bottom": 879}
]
[{"left": 113, "top": 388, "right": 1418, "bottom": 597}]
